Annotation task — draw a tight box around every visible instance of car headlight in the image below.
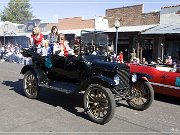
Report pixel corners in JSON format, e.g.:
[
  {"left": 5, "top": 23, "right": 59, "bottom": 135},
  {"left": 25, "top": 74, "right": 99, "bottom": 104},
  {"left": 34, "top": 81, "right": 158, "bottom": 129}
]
[
  {"left": 114, "top": 75, "right": 120, "bottom": 85},
  {"left": 132, "top": 73, "right": 137, "bottom": 82}
]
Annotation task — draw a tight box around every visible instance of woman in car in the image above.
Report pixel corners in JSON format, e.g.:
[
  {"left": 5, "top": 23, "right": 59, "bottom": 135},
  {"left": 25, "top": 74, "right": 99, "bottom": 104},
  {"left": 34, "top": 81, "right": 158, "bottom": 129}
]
[
  {"left": 30, "top": 26, "right": 44, "bottom": 54},
  {"left": 166, "top": 56, "right": 173, "bottom": 65},
  {"left": 59, "top": 34, "right": 72, "bottom": 57},
  {"left": 47, "top": 26, "right": 60, "bottom": 55}
]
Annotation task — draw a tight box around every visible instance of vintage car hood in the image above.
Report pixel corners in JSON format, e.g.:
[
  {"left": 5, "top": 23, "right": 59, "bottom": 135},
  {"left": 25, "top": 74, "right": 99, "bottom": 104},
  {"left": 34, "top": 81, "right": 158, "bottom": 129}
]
[{"left": 92, "top": 60, "right": 129, "bottom": 71}]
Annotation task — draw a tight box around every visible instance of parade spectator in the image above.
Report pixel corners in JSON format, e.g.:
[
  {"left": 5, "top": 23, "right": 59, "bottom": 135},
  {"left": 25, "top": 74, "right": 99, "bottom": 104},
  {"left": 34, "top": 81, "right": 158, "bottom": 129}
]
[
  {"left": 131, "top": 57, "right": 139, "bottom": 64},
  {"left": 130, "top": 48, "right": 136, "bottom": 62},
  {"left": 117, "top": 51, "right": 124, "bottom": 63},
  {"left": 0, "top": 46, "right": 5, "bottom": 59},
  {"left": 166, "top": 56, "right": 173, "bottom": 65},
  {"left": 156, "top": 57, "right": 162, "bottom": 65},
  {"left": 142, "top": 57, "right": 148, "bottom": 64}
]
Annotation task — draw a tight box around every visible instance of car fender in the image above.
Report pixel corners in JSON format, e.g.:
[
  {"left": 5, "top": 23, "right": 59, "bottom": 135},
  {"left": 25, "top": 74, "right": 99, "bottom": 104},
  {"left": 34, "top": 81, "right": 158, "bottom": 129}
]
[
  {"left": 85, "top": 76, "right": 116, "bottom": 89},
  {"left": 134, "top": 73, "right": 152, "bottom": 82},
  {"left": 21, "top": 64, "right": 48, "bottom": 84}
]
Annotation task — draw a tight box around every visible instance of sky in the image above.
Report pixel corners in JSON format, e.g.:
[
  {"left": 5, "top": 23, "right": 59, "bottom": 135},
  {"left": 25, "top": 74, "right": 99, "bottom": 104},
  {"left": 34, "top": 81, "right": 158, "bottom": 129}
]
[{"left": 0, "top": 0, "right": 179, "bottom": 23}]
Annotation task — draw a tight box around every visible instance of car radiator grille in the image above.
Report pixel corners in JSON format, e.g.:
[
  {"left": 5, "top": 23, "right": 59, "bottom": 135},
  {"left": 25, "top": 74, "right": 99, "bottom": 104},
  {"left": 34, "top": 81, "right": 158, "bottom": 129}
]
[{"left": 115, "top": 68, "right": 130, "bottom": 90}]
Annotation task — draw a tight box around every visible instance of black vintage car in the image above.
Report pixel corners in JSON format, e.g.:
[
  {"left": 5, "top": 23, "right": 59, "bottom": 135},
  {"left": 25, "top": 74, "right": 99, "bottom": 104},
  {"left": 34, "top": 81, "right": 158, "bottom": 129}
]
[{"left": 20, "top": 31, "right": 154, "bottom": 124}]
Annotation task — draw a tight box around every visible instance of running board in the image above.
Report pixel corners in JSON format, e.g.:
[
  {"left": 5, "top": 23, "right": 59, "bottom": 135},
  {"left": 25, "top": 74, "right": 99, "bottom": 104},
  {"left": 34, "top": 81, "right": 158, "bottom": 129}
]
[{"left": 39, "top": 81, "right": 78, "bottom": 94}]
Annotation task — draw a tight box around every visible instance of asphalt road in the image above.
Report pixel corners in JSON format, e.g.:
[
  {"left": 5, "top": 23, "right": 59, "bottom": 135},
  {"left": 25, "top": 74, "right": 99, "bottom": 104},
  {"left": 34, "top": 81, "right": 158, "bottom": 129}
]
[{"left": 0, "top": 61, "right": 179, "bottom": 134}]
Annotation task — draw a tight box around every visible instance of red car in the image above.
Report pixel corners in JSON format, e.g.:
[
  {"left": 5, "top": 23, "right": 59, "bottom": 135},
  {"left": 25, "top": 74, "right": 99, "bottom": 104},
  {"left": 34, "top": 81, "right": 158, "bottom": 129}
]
[{"left": 129, "top": 63, "right": 180, "bottom": 98}]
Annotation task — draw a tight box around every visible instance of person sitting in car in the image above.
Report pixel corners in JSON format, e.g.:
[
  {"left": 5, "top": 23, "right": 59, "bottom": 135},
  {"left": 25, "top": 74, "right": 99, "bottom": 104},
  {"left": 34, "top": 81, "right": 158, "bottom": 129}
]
[
  {"left": 47, "top": 26, "right": 60, "bottom": 55},
  {"left": 30, "top": 26, "right": 44, "bottom": 54},
  {"left": 59, "top": 34, "right": 73, "bottom": 56},
  {"left": 141, "top": 58, "right": 148, "bottom": 64},
  {"left": 166, "top": 56, "right": 173, "bottom": 65}
]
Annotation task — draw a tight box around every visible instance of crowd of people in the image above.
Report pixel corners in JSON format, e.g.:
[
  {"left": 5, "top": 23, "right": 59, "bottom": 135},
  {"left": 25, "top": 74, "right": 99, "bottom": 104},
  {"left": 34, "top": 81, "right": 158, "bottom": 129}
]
[
  {"left": 0, "top": 43, "right": 24, "bottom": 64},
  {"left": 116, "top": 48, "right": 179, "bottom": 68}
]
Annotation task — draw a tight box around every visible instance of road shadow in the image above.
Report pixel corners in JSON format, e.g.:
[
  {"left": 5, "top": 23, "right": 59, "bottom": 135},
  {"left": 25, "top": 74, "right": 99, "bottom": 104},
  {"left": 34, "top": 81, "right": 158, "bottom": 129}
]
[
  {"left": 1, "top": 79, "right": 90, "bottom": 122},
  {"left": 116, "top": 93, "right": 180, "bottom": 108},
  {"left": 2, "top": 79, "right": 25, "bottom": 96},
  {"left": 154, "top": 93, "right": 180, "bottom": 105}
]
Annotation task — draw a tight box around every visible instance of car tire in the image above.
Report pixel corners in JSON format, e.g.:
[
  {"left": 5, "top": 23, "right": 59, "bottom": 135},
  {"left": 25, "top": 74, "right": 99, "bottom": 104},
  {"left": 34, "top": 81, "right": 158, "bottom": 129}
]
[
  {"left": 23, "top": 70, "right": 39, "bottom": 99},
  {"left": 127, "top": 81, "right": 154, "bottom": 111},
  {"left": 84, "top": 84, "right": 115, "bottom": 125}
]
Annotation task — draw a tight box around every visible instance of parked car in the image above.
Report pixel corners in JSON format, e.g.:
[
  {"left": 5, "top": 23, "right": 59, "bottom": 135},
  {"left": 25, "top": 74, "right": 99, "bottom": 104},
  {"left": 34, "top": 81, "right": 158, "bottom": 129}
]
[
  {"left": 20, "top": 31, "right": 154, "bottom": 124},
  {"left": 129, "top": 63, "right": 180, "bottom": 98}
]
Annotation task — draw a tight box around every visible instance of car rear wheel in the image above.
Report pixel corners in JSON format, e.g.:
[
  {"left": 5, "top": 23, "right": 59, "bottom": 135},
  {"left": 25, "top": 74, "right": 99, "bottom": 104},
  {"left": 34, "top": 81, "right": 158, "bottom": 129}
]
[
  {"left": 84, "top": 84, "right": 115, "bottom": 125},
  {"left": 127, "top": 81, "right": 154, "bottom": 111},
  {"left": 23, "top": 71, "right": 39, "bottom": 99}
]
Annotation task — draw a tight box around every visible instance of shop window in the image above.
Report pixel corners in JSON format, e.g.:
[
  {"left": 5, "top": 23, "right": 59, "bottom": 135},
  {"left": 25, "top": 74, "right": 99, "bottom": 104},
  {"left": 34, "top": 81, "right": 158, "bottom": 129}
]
[
  {"left": 166, "top": 40, "right": 180, "bottom": 59},
  {"left": 142, "top": 39, "right": 153, "bottom": 63}
]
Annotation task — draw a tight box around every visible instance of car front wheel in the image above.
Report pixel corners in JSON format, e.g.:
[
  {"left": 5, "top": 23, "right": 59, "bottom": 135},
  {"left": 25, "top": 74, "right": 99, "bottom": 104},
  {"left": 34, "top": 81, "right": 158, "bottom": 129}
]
[
  {"left": 127, "top": 81, "right": 154, "bottom": 111},
  {"left": 23, "top": 71, "right": 39, "bottom": 99},
  {"left": 84, "top": 84, "right": 115, "bottom": 125}
]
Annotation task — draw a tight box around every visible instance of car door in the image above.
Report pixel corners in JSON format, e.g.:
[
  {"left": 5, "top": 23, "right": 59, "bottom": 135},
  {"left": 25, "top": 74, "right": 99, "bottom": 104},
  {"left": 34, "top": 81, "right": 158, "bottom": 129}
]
[
  {"left": 63, "top": 55, "right": 82, "bottom": 81},
  {"left": 160, "top": 71, "right": 180, "bottom": 88},
  {"left": 157, "top": 70, "right": 180, "bottom": 97},
  {"left": 52, "top": 55, "right": 89, "bottom": 82}
]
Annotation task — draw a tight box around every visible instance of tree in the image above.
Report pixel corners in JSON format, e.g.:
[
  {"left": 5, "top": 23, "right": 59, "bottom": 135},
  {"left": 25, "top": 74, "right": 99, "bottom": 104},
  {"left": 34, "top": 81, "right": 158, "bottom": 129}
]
[{"left": 0, "top": 0, "right": 34, "bottom": 24}]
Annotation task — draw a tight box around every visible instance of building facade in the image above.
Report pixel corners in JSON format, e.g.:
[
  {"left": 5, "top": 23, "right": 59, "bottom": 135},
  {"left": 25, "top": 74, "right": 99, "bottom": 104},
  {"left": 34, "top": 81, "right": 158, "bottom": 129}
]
[
  {"left": 105, "top": 4, "right": 160, "bottom": 62},
  {"left": 141, "top": 5, "right": 180, "bottom": 63},
  {"left": 106, "top": 4, "right": 159, "bottom": 27}
]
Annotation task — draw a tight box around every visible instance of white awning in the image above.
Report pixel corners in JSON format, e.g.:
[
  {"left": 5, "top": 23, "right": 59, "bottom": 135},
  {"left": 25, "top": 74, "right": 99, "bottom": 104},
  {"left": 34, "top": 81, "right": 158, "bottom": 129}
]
[
  {"left": 0, "top": 21, "right": 18, "bottom": 36},
  {"left": 141, "top": 23, "right": 180, "bottom": 34},
  {"left": 105, "top": 24, "right": 158, "bottom": 33}
]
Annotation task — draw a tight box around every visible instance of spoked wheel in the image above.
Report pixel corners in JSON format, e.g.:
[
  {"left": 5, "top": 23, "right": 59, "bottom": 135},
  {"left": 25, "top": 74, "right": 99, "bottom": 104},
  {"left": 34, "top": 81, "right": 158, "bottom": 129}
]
[
  {"left": 23, "top": 71, "right": 39, "bottom": 99},
  {"left": 84, "top": 84, "right": 115, "bottom": 125},
  {"left": 127, "top": 81, "right": 154, "bottom": 111}
]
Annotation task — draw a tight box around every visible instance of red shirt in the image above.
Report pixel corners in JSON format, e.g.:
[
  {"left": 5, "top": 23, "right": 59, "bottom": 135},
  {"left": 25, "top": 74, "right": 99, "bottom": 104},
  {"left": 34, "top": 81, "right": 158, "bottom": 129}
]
[
  {"left": 31, "top": 33, "right": 44, "bottom": 46},
  {"left": 117, "top": 54, "right": 123, "bottom": 63},
  {"left": 60, "top": 40, "right": 69, "bottom": 56}
]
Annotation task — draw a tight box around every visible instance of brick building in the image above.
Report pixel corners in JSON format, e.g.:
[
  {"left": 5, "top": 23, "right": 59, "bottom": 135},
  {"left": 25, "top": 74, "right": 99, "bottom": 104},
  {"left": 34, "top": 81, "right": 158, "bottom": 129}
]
[
  {"left": 106, "top": 4, "right": 159, "bottom": 27},
  {"left": 59, "top": 17, "right": 94, "bottom": 30},
  {"left": 48, "top": 16, "right": 109, "bottom": 31}
]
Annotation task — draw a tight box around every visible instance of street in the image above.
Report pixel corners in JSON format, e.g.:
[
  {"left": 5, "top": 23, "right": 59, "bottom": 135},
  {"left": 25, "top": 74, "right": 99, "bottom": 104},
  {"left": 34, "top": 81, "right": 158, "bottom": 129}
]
[{"left": 0, "top": 62, "right": 179, "bottom": 134}]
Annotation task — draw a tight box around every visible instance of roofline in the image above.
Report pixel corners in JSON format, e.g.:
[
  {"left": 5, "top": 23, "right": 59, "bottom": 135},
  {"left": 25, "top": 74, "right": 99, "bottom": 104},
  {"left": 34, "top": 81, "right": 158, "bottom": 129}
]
[
  {"left": 106, "top": 4, "right": 143, "bottom": 11},
  {"left": 161, "top": 5, "right": 180, "bottom": 9}
]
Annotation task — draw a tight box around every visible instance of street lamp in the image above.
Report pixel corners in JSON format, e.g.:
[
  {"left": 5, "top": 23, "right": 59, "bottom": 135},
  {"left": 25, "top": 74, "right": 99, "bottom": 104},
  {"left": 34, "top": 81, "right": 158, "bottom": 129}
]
[
  {"left": 3, "top": 23, "right": 8, "bottom": 46},
  {"left": 114, "top": 19, "right": 120, "bottom": 55},
  {"left": 161, "top": 43, "right": 164, "bottom": 62}
]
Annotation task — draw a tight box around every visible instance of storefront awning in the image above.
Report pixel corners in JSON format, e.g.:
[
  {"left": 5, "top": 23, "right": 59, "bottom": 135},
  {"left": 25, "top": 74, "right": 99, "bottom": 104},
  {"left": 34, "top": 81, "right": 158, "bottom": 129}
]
[
  {"left": 141, "top": 23, "right": 180, "bottom": 34},
  {"left": 0, "top": 21, "right": 19, "bottom": 36},
  {"left": 105, "top": 24, "right": 158, "bottom": 33}
]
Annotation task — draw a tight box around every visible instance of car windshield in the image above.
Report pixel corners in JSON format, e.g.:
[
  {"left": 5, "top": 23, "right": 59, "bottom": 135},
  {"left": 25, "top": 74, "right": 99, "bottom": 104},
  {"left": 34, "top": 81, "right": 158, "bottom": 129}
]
[{"left": 81, "top": 30, "right": 109, "bottom": 56}]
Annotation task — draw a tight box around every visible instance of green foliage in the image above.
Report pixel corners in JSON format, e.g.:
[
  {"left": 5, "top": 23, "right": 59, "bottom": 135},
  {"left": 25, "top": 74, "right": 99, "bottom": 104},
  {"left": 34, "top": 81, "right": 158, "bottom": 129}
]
[{"left": 0, "top": 0, "right": 34, "bottom": 24}]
